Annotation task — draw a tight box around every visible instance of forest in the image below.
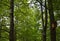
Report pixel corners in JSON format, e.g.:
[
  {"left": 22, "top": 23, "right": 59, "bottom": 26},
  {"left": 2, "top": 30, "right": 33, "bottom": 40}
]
[{"left": 0, "top": 0, "right": 60, "bottom": 41}]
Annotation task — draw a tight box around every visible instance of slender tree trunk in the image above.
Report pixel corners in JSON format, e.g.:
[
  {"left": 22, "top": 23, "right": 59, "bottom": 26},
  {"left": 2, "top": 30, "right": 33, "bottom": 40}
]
[
  {"left": 40, "top": 0, "right": 46, "bottom": 41},
  {"left": 0, "top": 20, "right": 2, "bottom": 40},
  {"left": 9, "top": 0, "right": 16, "bottom": 41},
  {"left": 48, "top": 0, "right": 57, "bottom": 41},
  {"left": 0, "top": 15, "right": 2, "bottom": 41},
  {"left": 42, "top": 0, "right": 48, "bottom": 41},
  {"left": 36, "top": 0, "right": 48, "bottom": 41}
]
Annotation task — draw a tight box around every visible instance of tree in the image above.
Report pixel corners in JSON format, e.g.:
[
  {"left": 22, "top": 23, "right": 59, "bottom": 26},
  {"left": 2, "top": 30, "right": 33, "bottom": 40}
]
[
  {"left": 43, "top": 0, "right": 48, "bottom": 41},
  {"left": 0, "top": 17, "right": 2, "bottom": 40},
  {"left": 0, "top": 0, "right": 60, "bottom": 41},
  {"left": 9, "top": 0, "right": 16, "bottom": 41},
  {"left": 40, "top": 0, "right": 45, "bottom": 41},
  {"left": 48, "top": 0, "right": 57, "bottom": 41}
]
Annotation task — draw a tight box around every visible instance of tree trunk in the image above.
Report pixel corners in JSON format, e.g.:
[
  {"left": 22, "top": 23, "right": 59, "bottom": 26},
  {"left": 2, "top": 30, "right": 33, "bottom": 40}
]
[
  {"left": 40, "top": 0, "right": 46, "bottom": 41},
  {"left": 36, "top": 0, "right": 48, "bottom": 41},
  {"left": 0, "top": 21, "right": 2, "bottom": 40},
  {"left": 48, "top": 0, "right": 57, "bottom": 41},
  {"left": 42, "top": 0, "right": 48, "bottom": 41},
  {"left": 0, "top": 17, "right": 2, "bottom": 40},
  {"left": 9, "top": 0, "right": 16, "bottom": 41}
]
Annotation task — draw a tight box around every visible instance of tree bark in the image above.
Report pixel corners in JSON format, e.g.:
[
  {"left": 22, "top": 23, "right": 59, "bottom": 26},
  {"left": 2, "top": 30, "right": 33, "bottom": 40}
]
[
  {"left": 9, "top": 0, "right": 16, "bottom": 41},
  {"left": 48, "top": 0, "right": 57, "bottom": 41},
  {"left": 0, "top": 15, "right": 2, "bottom": 40},
  {"left": 43, "top": 0, "right": 48, "bottom": 41},
  {"left": 0, "top": 21, "right": 2, "bottom": 40},
  {"left": 40, "top": 0, "right": 46, "bottom": 41}
]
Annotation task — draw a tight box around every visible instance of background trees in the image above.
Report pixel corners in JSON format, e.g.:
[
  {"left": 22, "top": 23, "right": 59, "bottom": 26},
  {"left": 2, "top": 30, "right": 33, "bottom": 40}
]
[{"left": 0, "top": 0, "right": 60, "bottom": 41}]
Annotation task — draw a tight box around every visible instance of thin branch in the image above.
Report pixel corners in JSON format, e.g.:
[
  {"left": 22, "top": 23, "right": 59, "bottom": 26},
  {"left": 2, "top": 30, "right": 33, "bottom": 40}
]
[{"left": 36, "top": 0, "right": 48, "bottom": 9}]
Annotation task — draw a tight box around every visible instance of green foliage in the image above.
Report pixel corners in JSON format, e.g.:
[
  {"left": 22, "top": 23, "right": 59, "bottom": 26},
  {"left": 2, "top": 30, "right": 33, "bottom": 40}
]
[{"left": 0, "top": 0, "right": 60, "bottom": 41}]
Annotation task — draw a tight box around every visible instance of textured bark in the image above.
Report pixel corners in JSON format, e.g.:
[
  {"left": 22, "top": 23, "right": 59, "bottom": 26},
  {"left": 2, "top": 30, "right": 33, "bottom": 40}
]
[
  {"left": 48, "top": 0, "right": 57, "bottom": 41},
  {"left": 9, "top": 0, "right": 16, "bottom": 41}
]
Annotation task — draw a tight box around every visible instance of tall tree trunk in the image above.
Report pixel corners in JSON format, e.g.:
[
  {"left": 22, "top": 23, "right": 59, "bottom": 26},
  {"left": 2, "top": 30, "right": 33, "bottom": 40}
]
[
  {"left": 36, "top": 0, "right": 47, "bottom": 41},
  {"left": 42, "top": 0, "right": 48, "bottom": 41},
  {"left": 9, "top": 0, "right": 16, "bottom": 41},
  {"left": 40, "top": 0, "right": 46, "bottom": 41},
  {"left": 0, "top": 15, "right": 2, "bottom": 41},
  {"left": 48, "top": 0, "right": 57, "bottom": 41},
  {"left": 0, "top": 19, "right": 2, "bottom": 40},
  {"left": 36, "top": 0, "right": 48, "bottom": 41}
]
